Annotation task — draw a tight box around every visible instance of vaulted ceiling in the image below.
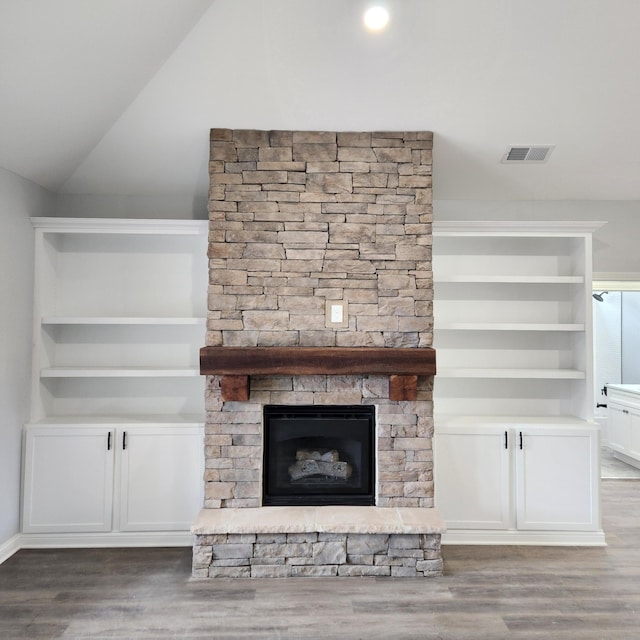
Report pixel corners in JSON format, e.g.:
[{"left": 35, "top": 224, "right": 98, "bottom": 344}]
[{"left": 2, "top": 0, "right": 640, "bottom": 201}]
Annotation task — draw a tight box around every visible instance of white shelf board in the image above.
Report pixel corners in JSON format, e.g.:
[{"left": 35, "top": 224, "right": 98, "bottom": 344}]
[
  {"left": 435, "top": 414, "right": 597, "bottom": 428},
  {"left": 32, "top": 217, "right": 208, "bottom": 235},
  {"left": 435, "top": 323, "right": 585, "bottom": 332},
  {"left": 432, "top": 220, "right": 606, "bottom": 236},
  {"left": 40, "top": 367, "right": 201, "bottom": 378},
  {"left": 27, "top": 415, "right": 205, "bottom": 426},
  {"left": 434, "top": 275, "right": 584, "bottom": 284},
  {"left": 437, "top": 368, "right": 586, "bottom": 379},
  {"left": 41, "top": 316, "right": 206, "bottom": 326}
]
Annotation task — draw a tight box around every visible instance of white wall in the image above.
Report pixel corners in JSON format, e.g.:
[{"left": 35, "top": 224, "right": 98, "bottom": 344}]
[
  {"left": 53, "top": 193, "right": 640, "bottom": 274},
  {"left": 0, "top": 167, "right": 53, "bottom": 552},
  {"left": 435, "top": 200, "right": 640, "bottom": 275},
  {"left": 0, "top": 184, "right": 636, "bottom": 553},
  {"left": 54, "top": 193, "right": 207, "bottom": 220},
  {"left": 622, "top": 292, "right": 640, "bottom": 383}
]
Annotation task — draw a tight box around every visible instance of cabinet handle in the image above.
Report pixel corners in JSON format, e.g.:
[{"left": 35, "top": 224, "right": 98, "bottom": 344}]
[
  {"left": 519, "top": 431, "right": 523, "bottom": 450},
  {"left": 623, "top": 409, "right": 630, "bottom": 414},
  {"left": 504, "top": 431, "right": 508, "bottom": 449},
  {"left": 107, "top": 431, "right": 112, "bottom": 451},
  {"left": 122, "top": 431, "right": 127, "bottom": 450}
]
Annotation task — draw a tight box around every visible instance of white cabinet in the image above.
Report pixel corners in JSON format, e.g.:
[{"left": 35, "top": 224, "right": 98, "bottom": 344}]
[
  {"left": 432, "top": 222, "right": 605, "bottom": 545},
  {"left": 22, "top": 218, "right": 208, "bottom": 544},
  {"left": 22, "top": 424, "right": 204, "bottom": 535},
  {"left": 606, "top": 385, "right": 640, "bottom": 467},
  {"left": 435, "top": 422, "right": 600, "bottom": 541}
]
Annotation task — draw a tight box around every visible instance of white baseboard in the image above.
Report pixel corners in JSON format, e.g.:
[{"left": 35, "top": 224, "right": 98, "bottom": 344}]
[
  {"left": 442, "top": 528, "right": 607, "bottom": 546},
  {"left": 0, "top": 534, "right": 22, "bottom": 564},
  {"left": 19, "top": 531, "right": 194, "bottom": 549},
  {"left": 4, "top": 527, "right": 607, "bottom": 567},
  {"left": 1, "top": 530, "right": 195, "bottom": 564}
]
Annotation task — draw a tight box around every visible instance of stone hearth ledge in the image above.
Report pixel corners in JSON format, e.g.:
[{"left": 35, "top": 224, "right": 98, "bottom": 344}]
[{"left": 192, "top": 506, "right": 446, "bottom": 536}]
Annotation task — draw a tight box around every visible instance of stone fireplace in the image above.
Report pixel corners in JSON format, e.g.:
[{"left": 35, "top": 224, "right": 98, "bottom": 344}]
[{"left": 192, "top": 129, "right": 444, "bottom": 578}]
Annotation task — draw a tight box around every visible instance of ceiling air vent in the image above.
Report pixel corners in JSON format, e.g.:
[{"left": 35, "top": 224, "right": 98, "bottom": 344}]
[{"left": 502, "top": 145, "right": 554, "bottom": 163}]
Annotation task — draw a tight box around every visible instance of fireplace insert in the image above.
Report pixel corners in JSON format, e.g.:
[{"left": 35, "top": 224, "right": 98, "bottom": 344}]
[{"left": 263, "top": 405, "right": 375, "bottom": 506}]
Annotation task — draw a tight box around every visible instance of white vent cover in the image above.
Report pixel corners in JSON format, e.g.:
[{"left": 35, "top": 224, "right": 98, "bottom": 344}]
[{"left": 502, "top": 145, "right": 555, "bottom": 163}]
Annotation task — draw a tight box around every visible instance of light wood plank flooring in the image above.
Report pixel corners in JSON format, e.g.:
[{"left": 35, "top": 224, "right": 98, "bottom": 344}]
[{"left": 1, "top": 480, "right": 639, "bottom": 639}]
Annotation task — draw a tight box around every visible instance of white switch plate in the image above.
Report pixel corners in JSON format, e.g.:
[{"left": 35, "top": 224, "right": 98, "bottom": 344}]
[{"left": 325, "top": 300, "right": 348, "bottom": 328}]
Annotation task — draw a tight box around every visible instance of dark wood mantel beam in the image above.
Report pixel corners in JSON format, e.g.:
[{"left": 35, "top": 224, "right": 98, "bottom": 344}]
[
  {"left": 200, "top": 347, "right": 436, "bottom": 402},
  {"left": 200, "top": 346, "right": 436, "bottom": 376}
]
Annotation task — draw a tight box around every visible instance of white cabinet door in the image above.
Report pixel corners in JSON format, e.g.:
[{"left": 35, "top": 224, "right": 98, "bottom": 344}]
[
  {"left": 627, "top": 410, "right": 640, "bottom": 460},
  {"left": 608, "top": 402, "right": 630, "bottom": 453},
  {"left": 22, "top": 426, "right": 114, "bottom": 533},
  {"left": 435, "top": 428, "right": 511, "bottom": 529},
  {"left": 117, "top": 426, "right": 204, "bottom": 531},
  {"left": 516, "top": 427, "right": 599, "bottom": 531}
]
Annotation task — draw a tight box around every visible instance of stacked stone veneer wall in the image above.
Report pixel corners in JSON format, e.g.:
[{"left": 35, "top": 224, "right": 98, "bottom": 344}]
[
  {"left": 193, "top": 532, "right": 443, "bottom": 578},
  {"left": 204, "top": 374, "right": 434, "bottom": 509},
  {"left": 198, "top": 129, "right": 439, "bottom": 577},
  {"left": 206, "top": 128, "right": 433, "bottom": 351}
]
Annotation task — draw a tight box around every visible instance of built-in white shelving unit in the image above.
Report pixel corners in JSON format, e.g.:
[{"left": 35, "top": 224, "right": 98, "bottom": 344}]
[
  {"left": 432, "top": 221, "right": 606, "bottom": 545},
  {"left": 29, "top": 217, "right": 207, "bottom": 423},
  {"left": 22, "top": 218, "right": 207, "bottom": 546}
]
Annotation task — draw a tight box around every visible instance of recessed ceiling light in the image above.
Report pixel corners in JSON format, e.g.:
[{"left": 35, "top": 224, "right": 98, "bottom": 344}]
[{"left": 364, "top": 6, "right": 389, "bottom": 32}]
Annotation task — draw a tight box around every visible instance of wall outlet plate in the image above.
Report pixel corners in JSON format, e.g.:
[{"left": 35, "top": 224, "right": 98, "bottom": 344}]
[{"left": 325, "top": 300, "right": 348, "bottom": 328}]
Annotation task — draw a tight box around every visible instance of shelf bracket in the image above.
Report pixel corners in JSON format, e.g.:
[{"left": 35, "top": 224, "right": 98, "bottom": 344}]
[
  {"left": 389, "top": 375, "right": 418, "bottom": 401},
  {"left": 220, "top": 375, "right": 250, "bottom": 402}
]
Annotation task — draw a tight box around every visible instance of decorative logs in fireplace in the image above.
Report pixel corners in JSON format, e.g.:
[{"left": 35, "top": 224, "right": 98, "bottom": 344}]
[{"left": 200, "top": 346, "right": 436, "bottom": 402}]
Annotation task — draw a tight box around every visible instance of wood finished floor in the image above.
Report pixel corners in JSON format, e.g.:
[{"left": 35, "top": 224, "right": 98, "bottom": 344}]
[{"left": 1, "top": 480, "right": 639, "bottom": 639}]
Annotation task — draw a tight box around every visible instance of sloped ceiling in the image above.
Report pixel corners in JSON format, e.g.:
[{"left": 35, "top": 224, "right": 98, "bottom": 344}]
[
  {"left": 2, "top": 0, "right": 640, "bottom": 201},
  {"left": 0, "top": 0, "right": 214, "bottom": 191}
]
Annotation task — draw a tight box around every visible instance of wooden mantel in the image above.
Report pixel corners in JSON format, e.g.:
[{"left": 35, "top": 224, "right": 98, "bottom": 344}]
[{"left": 200, "top": 346, "right": 436, "bottom": 402}]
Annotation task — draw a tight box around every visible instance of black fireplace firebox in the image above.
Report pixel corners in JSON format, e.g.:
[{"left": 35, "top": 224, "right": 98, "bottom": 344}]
[{"left": 263, "top": 405, "right": 375, "bottom": 506}]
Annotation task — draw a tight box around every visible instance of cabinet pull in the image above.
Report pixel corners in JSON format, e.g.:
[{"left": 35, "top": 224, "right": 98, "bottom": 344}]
[
  {"left": 519, "top": 431, "right": 523, "bottom": 450},
  {"left": 122, "top": 431, "right": 127, "bottom": 450},
  {"left": 504, "top": 431, "right": 508, "bottom": 449},
  {"left": 107, "top": 431, "right": 112, "bottom": 451}
]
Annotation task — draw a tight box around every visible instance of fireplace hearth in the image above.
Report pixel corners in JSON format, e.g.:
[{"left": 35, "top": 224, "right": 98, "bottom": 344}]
[{"left": 263, "top": 405, "right": 375, "bottom": 506}]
